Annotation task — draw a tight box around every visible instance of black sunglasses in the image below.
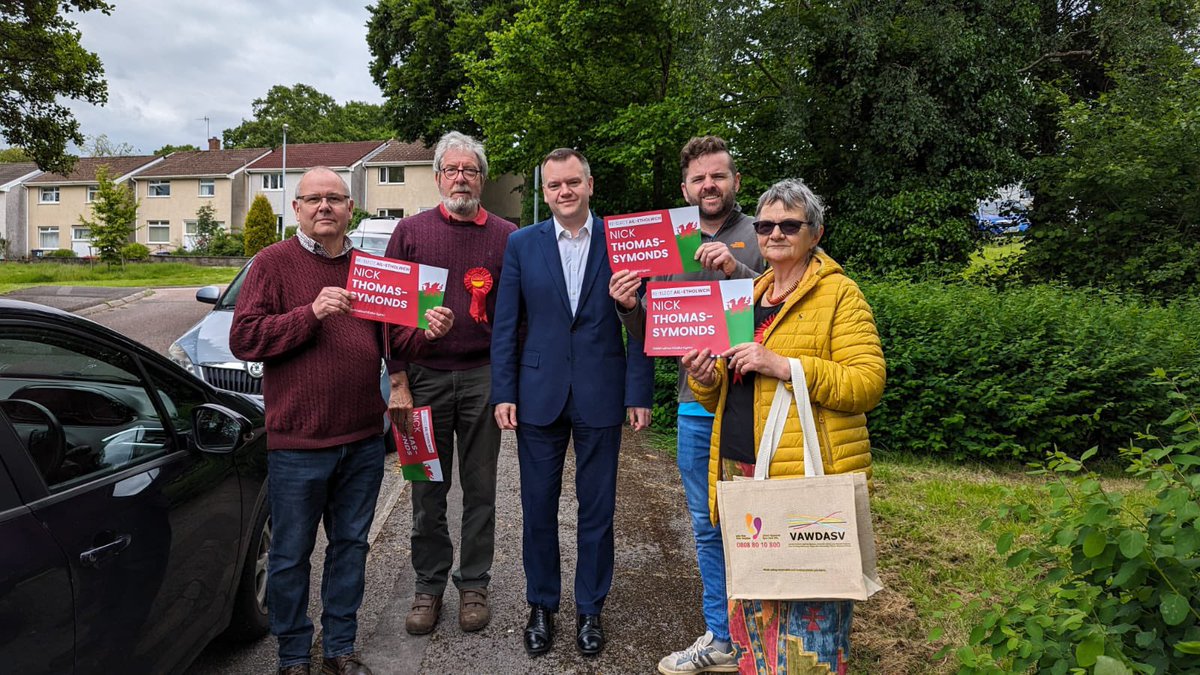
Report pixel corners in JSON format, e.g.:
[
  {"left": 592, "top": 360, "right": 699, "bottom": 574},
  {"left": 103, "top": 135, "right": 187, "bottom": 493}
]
[{"left": 753, "top": 219, "right": 810, "bottom": 236}]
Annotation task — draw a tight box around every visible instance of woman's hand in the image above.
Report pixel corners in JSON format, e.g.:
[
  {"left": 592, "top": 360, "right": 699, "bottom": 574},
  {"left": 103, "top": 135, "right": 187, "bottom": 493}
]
[
  {"left": 722, "top": 342, "right": 791, "bottom": 381},
  {"left": 682, "top": 348, "right": 718, "bottom": 386}
]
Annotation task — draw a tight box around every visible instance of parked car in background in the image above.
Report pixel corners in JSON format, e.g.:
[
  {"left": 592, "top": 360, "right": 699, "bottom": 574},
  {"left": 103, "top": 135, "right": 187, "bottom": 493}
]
[
  {"left": 347, "top": 217, "right": 401, "bottom": 256},
  {"left": 976, "top": 195, "right": 1031, "bottom": 236},
  {"left": 0, "top": 299, "right": 270, "bottom": 674}
]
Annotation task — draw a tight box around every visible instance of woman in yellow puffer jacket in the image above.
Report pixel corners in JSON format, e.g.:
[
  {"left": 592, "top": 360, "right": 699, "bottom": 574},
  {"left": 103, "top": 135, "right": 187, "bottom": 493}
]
[{"left": 683, "top": 178, "right": 885, "bottom": 675}]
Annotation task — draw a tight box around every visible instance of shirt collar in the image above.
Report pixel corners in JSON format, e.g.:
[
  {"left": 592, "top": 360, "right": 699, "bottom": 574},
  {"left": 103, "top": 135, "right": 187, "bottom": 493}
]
[
  {"left": 553, "top": 217, "right": 590, "bottom": 241},
  {"left": 438, "top": 202, "right": 489, "bottom": 226},
  {"left": 295, "top": 229, "right": 353, "bottom": 258}
]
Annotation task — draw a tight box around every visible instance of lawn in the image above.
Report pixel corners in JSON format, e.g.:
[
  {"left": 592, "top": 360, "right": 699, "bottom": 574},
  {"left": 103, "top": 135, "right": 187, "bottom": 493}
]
[{"left": 0, "top": 261, "right": 241, "bottom": 295}]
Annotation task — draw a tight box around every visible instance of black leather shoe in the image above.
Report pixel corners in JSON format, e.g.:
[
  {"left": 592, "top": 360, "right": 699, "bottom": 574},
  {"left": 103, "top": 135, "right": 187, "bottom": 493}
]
[
  {"left": 523, "top": 605, "right": 554, "bottom": 656},
  {"left": 576, "top": 613, "right": 604, "bottom": 656}
]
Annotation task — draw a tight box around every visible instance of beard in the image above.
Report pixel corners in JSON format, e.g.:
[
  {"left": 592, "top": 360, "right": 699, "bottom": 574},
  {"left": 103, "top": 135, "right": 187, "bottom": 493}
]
[
  {"left": 692, "top": 188, "right": 735, "bottom": 220},
  {"left": 443, "top": 193, "right": 481, "bottom": 217}
]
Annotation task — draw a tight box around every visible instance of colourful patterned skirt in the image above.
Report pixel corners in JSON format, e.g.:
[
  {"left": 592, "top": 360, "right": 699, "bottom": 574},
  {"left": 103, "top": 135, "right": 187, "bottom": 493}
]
[{"left": 723, "top": 459, "right": 853, "bottom": 674}]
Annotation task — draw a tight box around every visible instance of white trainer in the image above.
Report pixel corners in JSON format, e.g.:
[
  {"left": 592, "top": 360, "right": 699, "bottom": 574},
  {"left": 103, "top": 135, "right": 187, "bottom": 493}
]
[{"left": 657, "top": 631, "right": 739, "bottom": 674}]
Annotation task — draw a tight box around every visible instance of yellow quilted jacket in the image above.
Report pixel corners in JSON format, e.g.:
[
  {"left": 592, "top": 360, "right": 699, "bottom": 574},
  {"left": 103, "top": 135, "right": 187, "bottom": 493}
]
[{"left": 689, "top": 251, "right": 886, "bottom": 523}]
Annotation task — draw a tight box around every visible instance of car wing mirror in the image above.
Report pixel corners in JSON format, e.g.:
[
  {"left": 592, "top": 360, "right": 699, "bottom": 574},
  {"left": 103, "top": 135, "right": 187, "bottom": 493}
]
[
  {"left": 195, "top": 285, "right": 221, "bottom": 305},
  {"left": 192, "top": 404, "right": 252, "bottom": 454}
]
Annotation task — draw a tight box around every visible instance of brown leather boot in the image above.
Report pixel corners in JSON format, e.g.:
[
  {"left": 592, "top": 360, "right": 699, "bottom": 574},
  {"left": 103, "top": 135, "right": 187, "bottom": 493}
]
[
  {"left": 404, "top": 592, "right": 443, "bottom": 635},
  {"left": 458, "top": 587, "right": 490, "bottom": 632},
  {"left": 320, "top": 652, "right": 371, "bottom": 675}
]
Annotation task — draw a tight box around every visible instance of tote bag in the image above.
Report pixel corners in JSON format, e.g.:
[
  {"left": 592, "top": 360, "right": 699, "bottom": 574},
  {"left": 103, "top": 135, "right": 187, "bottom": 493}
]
[{"left": 716, "top": 358, "right": 883, "bottom": 601}]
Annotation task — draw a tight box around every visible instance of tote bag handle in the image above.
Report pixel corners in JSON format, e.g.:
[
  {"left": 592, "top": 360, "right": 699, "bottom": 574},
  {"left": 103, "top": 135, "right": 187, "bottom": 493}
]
[{"left": 752, "top": 358, "right": 823, "bottom": 479}]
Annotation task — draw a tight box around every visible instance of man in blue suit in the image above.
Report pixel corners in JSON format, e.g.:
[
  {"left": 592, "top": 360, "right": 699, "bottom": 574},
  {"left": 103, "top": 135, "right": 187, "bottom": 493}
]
[{"left": 491, "top": 148, "right": 653, "bottom": 658}]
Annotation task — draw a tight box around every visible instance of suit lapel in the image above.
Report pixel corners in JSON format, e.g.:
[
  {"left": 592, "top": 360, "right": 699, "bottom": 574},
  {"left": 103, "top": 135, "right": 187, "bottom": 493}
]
[
  {"left": 535, "top": 219, "right": 572, "bottom": 316},
  {"left": 573, "top": 215, "right": 607, "bottom": 322}
]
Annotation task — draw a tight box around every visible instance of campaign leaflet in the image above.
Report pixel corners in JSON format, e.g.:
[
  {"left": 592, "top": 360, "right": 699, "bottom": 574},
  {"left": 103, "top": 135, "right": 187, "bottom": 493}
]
[
  {"left": 392, "top": 405, "right": 443, "bottom": 482},
  {"left": 604, "top": 205, "right": 703, "bottom": 277},
  {"left": 643, "top": 279, "right": 755, "bottom": 356},
  {"left": 346, "top": 250, "right": 448, "bottom": 330}
]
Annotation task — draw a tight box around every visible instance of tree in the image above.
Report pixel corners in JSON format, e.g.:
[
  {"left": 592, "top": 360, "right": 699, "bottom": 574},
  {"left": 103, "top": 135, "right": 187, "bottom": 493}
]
[
  {"left": 463, "top": 0, "right": 696, "bottom": 213},
  {"left": 79, "top": 164, "right": 138, "bottom": 265},
  {"left": 222, "top": 84, "right": 391, "bottom": 148},
  {"left": 367, "top": 0, "right": 519, "bottom": 144},
  {"left": 154, "top": 143, "right": 200, "bottom": 156},
  {"left": 242, "top": 194, "right": 277, "bottom": 256},
  {"left": 0, "top": 147, "right": 32, "bottom": 163},
  {"left": 1, "top": 0, "right": 111, "bottom": 174},
  {"left": 190, "top": 204, "right": 222, "bottom": 253},
  {"left": 83, "top": 133, "right": 136, "bottom": 156}
]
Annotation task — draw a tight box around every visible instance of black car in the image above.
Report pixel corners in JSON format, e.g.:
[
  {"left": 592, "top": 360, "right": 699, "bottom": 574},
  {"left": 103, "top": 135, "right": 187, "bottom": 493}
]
[{"left": 0, "top": 299, "right": 271, "bottom": 674}]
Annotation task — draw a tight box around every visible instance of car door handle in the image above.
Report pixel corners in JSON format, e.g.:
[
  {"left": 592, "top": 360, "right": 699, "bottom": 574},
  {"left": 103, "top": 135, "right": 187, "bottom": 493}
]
[{"left": 80, "top": 533, "right": 132, "bottom": 567}]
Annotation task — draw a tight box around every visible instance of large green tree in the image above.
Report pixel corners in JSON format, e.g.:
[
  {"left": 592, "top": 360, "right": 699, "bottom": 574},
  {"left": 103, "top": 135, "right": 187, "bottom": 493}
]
[
  {"left": 222, "top": 84, "right": 390, "bottom": 148},
  {"left": 79, "top": 165, "right": 138, "bottom": 264},
  {"left": 366, "top": 0, "right": 519, "bottom": 144},
  {"left": 153, "top": 143, "right": 200, "bottom": 156},
  {"left": 463, "top": 0, "right": 698, "bottom": 213},
  {"left": 1, "top": 0, "right": 111, "bottom": 174}
]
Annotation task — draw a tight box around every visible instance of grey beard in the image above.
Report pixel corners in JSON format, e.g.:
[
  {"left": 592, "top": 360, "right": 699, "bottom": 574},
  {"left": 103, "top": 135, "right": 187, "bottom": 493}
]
[{"left": 443, "top": 195, "right": 480, "bottom": 217}]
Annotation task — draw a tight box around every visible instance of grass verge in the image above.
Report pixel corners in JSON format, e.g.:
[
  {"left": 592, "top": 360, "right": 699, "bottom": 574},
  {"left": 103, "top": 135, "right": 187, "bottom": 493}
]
[{"left": 0, "top": 261, "right": 241, "bottom": 294}]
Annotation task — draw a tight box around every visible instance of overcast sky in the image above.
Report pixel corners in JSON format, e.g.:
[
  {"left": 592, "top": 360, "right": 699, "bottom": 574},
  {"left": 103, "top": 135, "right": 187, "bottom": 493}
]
[{"left": 67, "top": 0, "right": 385, "bottom": 155}]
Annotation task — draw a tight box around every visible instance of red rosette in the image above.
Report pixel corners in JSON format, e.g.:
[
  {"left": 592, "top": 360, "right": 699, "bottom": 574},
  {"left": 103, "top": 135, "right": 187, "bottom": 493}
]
[{"left": 463, "top": 267, "right": 494, "bottom": 324}]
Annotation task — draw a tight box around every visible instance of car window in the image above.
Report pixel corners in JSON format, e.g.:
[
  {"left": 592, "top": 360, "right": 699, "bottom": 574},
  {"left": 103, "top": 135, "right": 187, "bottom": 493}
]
[
  {"left": 216, "top": 260, "right": 252, "bottom": 311},
  {"left": 0, "top": 328, "right": 173, "bottom": 491},
  {"left": 349, "top": 232, "right": 391, "bottom": 256}
]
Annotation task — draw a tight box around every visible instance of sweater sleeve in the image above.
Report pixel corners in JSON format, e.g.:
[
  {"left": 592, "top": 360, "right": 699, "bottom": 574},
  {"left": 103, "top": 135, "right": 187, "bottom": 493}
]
[
  {"left": 797, "top": 278, "right": 886, "bottom": 414},
  {"left": 229, "top": 255, "right": 323, "bottom": 362}
]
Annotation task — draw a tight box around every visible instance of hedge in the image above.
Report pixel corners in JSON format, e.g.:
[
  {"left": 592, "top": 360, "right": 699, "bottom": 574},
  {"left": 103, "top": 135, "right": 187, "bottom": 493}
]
[{"left": 648, "top": 280, "right": 1200, "bottom": 461}]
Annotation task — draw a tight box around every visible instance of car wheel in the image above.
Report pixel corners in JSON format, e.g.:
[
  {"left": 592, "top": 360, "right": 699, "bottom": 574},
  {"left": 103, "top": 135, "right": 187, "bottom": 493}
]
[{"left": 222, "top": 499, "right": 271, "bottom": 641}]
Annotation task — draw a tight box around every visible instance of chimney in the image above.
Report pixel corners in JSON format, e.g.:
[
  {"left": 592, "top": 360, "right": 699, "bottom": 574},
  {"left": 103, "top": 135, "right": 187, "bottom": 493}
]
[{"left": 208, "top": 137, "right": 221, "bottom": 151}]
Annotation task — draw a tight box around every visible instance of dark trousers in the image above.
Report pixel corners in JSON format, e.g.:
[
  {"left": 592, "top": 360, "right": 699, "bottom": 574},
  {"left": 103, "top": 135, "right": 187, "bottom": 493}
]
[
  {"left": 408, "top": 363, "right": 502, "bottom": 594},
  {"left": 516, "top": 391, "right": 622, "bottom": 615}
]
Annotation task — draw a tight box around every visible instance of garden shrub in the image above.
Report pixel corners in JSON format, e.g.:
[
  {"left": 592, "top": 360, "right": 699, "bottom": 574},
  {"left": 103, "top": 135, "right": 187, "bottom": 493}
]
[
  {"left": 47, "top": 248, "right": 76, "bottom": 258},
  {"left": 121, "top": 243, "right": 150, "bottom": 261},
  {"left": 863, "top": 280, "right": 1200, "bottom": 460},
  {"left": 952, "top": 373, "right": 1200, "bottom": 673},
  {"left": 649, "top": 356, "right": 680, "bottom": 437}
]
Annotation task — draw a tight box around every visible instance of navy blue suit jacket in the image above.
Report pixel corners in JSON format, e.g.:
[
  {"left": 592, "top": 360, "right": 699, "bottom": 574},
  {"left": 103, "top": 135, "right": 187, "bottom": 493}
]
[{"left": 490, "top": 214, "right": 654, "bottom": 427}]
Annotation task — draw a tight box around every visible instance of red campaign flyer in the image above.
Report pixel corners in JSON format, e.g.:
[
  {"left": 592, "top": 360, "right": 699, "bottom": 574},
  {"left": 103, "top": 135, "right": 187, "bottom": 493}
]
[
  {"left": 391, "top": 406, "right": 443, "bottom": 482},
  {"left": 643, "top": 279, "right": 755, "bottom": 356},
  {"left": 346, "top": 250, "right": 448, "bottom": 330},
  {"left": 604, "top": 205, "right": 703, "bottom": 277}
]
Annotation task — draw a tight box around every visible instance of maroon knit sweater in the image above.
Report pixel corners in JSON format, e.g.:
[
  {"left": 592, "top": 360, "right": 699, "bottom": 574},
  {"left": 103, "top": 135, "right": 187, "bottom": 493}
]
[
  {"left": 230, "top": 237, "right": 429, "bottom": 450},
  {"left": 383, "top": 206, "right": 516, "bottom": 371}
]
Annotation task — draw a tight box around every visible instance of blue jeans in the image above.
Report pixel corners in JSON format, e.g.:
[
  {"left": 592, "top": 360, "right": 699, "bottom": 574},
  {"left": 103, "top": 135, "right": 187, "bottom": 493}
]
[
  {"left": 267, "top": 435, "right": 385, "bottom": 667},
  {"left": 677, "top": 413, "right": 728, "bottom": 641}
]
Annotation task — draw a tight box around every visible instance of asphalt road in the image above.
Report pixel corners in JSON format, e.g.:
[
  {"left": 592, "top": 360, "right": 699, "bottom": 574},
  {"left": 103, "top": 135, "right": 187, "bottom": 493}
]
[{"left": 23, "top": 286, "right": 704, "bottom": 674}]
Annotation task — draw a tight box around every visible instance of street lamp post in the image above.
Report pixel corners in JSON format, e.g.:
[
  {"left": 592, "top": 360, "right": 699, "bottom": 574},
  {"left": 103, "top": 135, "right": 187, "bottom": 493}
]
[{"left": 280, "top": 123, "right": 289, "bottom": 240}]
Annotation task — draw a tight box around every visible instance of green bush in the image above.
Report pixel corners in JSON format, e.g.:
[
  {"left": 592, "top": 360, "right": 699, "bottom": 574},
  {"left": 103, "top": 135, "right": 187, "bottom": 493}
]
[
  {"left": 121, "top": 243, "right": 150, "bottom": 261},
  {"left": 954, "top": 374, "right": 1200, "bottom": 673},
  {"left": 863, "top": 280, "right": 1200, "bottom": 460},
  {"left": 208, "top": 231, "right": 245, "bottom": 257},
  {"left": 46, "top": 248, "right": 76, "bottom": 258},
  {"left": 650, "top": 357, "right": 680, "bottom": 437}
]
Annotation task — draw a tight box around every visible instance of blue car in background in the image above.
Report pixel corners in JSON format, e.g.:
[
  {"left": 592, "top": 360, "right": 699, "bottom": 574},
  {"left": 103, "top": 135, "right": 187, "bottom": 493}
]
[{"left": 975, "top": 200, "right": 1030, "bottom": 236}]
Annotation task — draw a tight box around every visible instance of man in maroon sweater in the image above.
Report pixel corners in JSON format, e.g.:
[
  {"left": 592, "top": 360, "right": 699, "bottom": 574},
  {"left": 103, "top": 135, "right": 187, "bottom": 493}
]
[
  {"left": 230, "top": 167, "right": 453, "bottom": 675},
  {"left": 384, "top": 131, "right": 517, "bottom": 636}
]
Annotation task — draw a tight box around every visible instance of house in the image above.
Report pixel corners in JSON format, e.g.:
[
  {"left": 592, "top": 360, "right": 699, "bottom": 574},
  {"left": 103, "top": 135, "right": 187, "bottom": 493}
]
[
  {"left": 244, "top": 140, "right": 388, "bottom": 232},
  {"left": 362, "top": 140, "right": 524, "bottom": 224},
  {"left": 130, "top": 140, "right": 269, "bottom": 250},
  {"left": 0, "top": 162, "right": 41, "bottom": 259},
  {"left": 24, "top": 155, "right": 162, "bottom": 257}
]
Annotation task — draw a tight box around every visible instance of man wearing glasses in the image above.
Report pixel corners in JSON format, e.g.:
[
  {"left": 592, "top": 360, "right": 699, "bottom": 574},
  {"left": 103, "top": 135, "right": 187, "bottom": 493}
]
[
  {"left": 608, "top": 136, "right": 763, "bottom": 674},
  {"left": 382, "top": 132, "right": 517, "bottom": 637},
  {"left": 231, "top": 167, "right": 454, "bottom": 675}
]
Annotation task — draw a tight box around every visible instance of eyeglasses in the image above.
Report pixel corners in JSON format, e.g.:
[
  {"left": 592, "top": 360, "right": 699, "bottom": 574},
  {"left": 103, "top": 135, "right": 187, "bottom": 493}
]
[
  {"left": 440, "top": 166, "right": 481, "bottom": 180},
  {"left": 296, "top": 193, "right": 349, "bottom": 207},
  {"left": 753, "top": 219, "right": 810, "bottom": 236}
]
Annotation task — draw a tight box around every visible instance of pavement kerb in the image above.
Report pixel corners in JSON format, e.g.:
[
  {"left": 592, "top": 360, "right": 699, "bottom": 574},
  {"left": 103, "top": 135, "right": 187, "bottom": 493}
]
[
  {"left": 76, "top": 289, "right": 155, "bottom": 317},
  {"left": 368, "top": 468, "right": 410, "bottom": 547}
]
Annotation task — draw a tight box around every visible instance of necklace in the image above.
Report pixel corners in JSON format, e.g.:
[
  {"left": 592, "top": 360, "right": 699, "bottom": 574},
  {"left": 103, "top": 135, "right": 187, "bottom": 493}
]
[{"left": 767, "top": 279, "right": 798, "bottom": 305}]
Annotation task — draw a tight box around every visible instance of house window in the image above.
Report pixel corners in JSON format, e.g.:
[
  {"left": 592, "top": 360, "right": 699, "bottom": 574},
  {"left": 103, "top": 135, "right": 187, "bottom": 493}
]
[
  {"left": 199, "top": 179, "right": 215, "bottom": 197},
  {"left": 72, "top": 227, "right": 91, "bottom": 241},
  {"left": 86, "top": 185, "right": 99, "bottom": 203},
  {"left": 148, "top": 180, "right": 170, "bottom": 197},
  {"left": 39, "top": 227, "right": 60, "bottom": 249},
  {"left": 184, "top": 220, "right": 198, "bottom": 236},
  {"left": 377, "top": 208, "right": 405, "bottom": 218},
  {"left": 40, "top": 187, "right": 60, "bottom": 204},
  {"left": 147, "top": 220, "right": 171, "bottom": 243},
  {"left": 262, "top": 174, "right": 282, "bottom": 190},
  {"left": 378, "top": 167, "right": 405, "bottom": 184}
]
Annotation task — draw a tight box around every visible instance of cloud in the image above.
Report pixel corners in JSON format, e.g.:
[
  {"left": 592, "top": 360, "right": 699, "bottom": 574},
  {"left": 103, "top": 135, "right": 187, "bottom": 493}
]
[{"left": 65, "top": 0, "right": 384, "bottom": 154}]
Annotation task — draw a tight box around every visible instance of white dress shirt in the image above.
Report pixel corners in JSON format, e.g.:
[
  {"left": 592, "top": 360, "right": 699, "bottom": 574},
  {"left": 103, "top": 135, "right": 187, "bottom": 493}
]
[{"left": 554, "top": 218, "right": 591, "bottom": 315}]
